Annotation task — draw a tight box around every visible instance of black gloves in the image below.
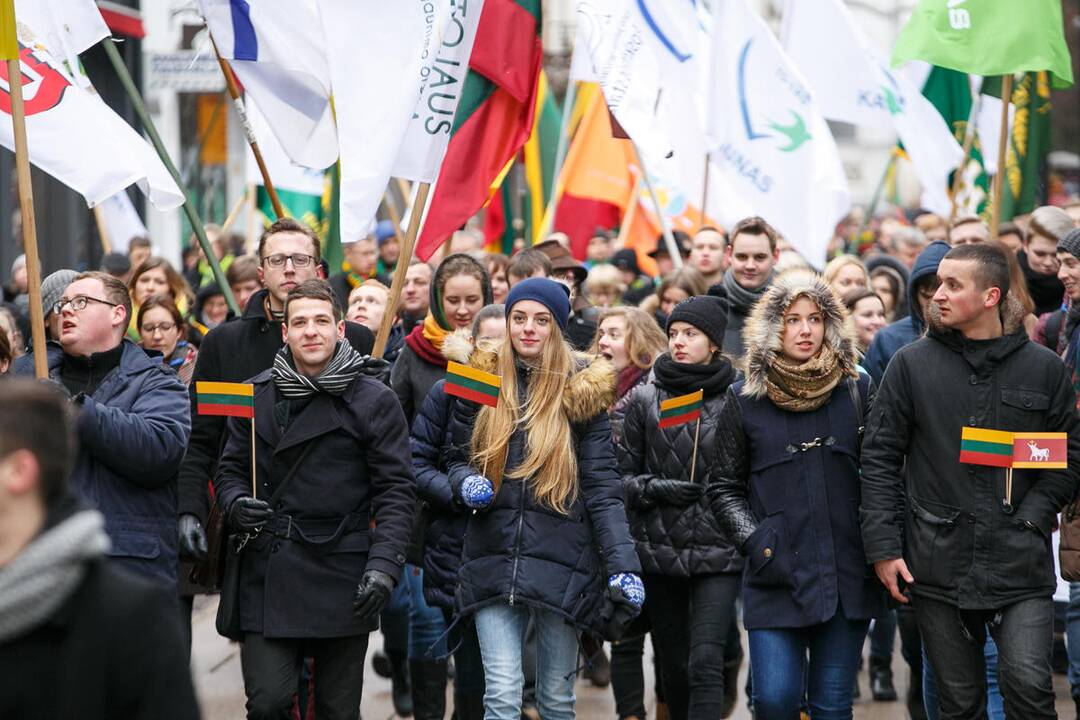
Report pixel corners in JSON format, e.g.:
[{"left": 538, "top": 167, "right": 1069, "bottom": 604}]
[
  {"left": 644, "top": 479, "right": 703, "bottom": 507},
  {"left": 228, "top": 497, "right": 273, "bottom": 533},
  {"left": 353, "top": 570, "right": 396, "bottom": 620},
  {"left": 178, "top": 513, "right": 208, "bottom": 561},
  {"left": 599, "top": 584, "right": 642, "bottom": 641},
  {"left": 357, "top": 355, "right": 392, "bottom": 387}
]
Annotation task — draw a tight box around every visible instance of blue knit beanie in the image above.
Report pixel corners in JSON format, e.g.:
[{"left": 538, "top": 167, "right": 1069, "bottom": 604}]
[{"left": 505, "top": 277, "right": 571, "bottom": 330}]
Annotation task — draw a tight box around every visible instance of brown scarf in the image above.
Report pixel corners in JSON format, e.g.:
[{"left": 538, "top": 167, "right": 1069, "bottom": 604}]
[{"left": 765, "top": 344, "right": 844, "bottom": 412}]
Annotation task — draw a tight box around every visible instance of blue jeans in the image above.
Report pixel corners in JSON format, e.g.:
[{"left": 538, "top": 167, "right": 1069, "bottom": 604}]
[
  {"left": 1068, "top": 582, "right": 1080, "bottom": 699},
  {"left": 404, "top": 565, "right": 447, "bottom": 659},
  {"left": 922, "top": 637, "right": 1004, "bottom": 720},
  {"left": 474, "top": 604, "right": 579, "bottom": 720},
  {"left": 748, "top": 609, "right": 868, "bottom": 719}
]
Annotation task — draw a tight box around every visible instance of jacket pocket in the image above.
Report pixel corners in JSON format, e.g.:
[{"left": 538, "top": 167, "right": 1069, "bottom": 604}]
[
  {"left": 108, "top": 529, "right": 161, "bottom": 560},
  {"left": 905, "top": 496, "right": 969, "bottom": 589},
  {"left": 1000, "top": 386, "right": 1051, "bottom": 427},
  {"left": 744, "top": 511, "right": 795, "bottom": 589},
  {"left": 999, "top": 521, "right": 1054, "bottom": 590}
]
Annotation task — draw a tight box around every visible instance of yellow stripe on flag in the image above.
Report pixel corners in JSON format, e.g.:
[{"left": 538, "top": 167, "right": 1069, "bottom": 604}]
[
  {"left": 660, "top": 389, "right": 704, "bottom": 412},
  {"left": 523, "top": 71, "right": 549, "bottom": 244},
  {"left": 960, "top": 427, "right": 1014, "bottom": 445},
  {"left": 196, "top": 381, "right": 255, "bottom": 397},
  {"left": 0, "top": 0, "right": 17, "bottom": 61},
  {"left": 446, "top": 361, "right": 501, "bottom": 388}
]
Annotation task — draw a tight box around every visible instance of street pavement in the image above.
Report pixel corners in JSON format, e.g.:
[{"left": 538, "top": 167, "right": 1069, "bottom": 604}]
[{"left": 191, "top": 596, "right": 1075, "bottom": 719}]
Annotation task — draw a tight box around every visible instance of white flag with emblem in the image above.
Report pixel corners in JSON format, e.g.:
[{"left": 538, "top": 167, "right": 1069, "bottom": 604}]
[
  {"left": 704, "top": 0, "right": 849, "bottom": 266},
  {"left": 782, "top": 0, "right": 963, "bottom": 217}
]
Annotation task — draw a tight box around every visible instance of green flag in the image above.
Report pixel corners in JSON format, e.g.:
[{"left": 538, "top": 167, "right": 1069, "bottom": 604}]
[
  {"left": 892, "top": 0, "right": 1074, "bottom": 89},
  {"left": 996, "top": 73, "right": 1053, "bottom": 220},
  {"left": 920, "top": 67, "right": 990, "bottom": 216}
]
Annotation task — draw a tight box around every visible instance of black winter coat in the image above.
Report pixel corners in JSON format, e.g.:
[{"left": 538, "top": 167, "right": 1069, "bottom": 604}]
[
  {"left": 861, "top": 300, "right": 1080, "bottom": 609},
  {"left": 446, "top": 355, "right": 640, "bottom": 633},
  {"left": 179, "top": 289, "right": 374, "bottom": 524},
  {"left": 391, "top": 342, "right": 446, "bottom": 427},
  {"left": 214, "top": 371, "right": 414, "bottom": 638},
  {"left": 617, "top": 371, "right": 743, "bottom": 577}
]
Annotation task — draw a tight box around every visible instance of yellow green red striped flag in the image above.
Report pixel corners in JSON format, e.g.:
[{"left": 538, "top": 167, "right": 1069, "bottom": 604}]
[
  {"left": 0, "top": 0, "right": 17, "bottom": 61},
  {"left": 445, "top": 361, "right": 501, "bottom": 408},
  {"left": 959, "top": 427, "right": 1013, "bottom": 468},
  {"left": 659, "top": 389, "right": 704, "bottom": 429},
  {"left": 196, "top": 381, "right": 255, "bottom": 418}
]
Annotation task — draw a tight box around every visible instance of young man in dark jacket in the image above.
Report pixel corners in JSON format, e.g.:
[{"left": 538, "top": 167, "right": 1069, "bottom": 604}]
[
  {"left": 861, "top": 243, "right": 1080, "bottom": 719},
  {"left": 0, "top": 380, "right": 198, "bottom": 720},
  {"left": 711, "top": 216, "right": 779, "bottom": 361},
  {"left": 214, "top": 280, "right": 414, "bottom": 720}
]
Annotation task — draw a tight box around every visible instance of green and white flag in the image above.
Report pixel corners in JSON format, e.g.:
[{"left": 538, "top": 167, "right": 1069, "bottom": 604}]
[
  {"left": 988, "top": 72, "right": 1054, "bottom": 220},
  {"left": 892, "top": 0, "right": 1073, "bottom": 89},
  {"left": 919, "top": 66, "right": 990, "bottom": 216}
]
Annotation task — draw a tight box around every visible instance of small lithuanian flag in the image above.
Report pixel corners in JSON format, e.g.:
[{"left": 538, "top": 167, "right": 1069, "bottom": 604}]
[
  {"left": 659, "top": 389, "right": 704, "bottom": 429},
  {"left": 959, "top": 427, "right": 1014, "bottom": 468},
  {"left": 445, "top": 361, "right": 501, "bottom": 408},
  {"left": 196, "top": 381, "right": 255, "bottom": 418}
]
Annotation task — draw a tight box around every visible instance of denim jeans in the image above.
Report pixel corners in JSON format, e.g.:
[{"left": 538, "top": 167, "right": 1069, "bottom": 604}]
[
  {"left": 1068, "top": 582, "right": 1080, "bottom": 699},
  {"left": 748, "top": 608, "right": 868, "bottom": 719},
  {"left": 915, "top": 595, "right": 1056, "bottom": 720},
  {"left": 610, "top": 611, "right": 666, "bottom": 719},
  {"left": 922, "top": 638, "right": 1004, "bottom": 720},
  {"left": 474, "top": 603, "right": 579, "bottom": 720},
  {"left": 404, "top": 565, "right": 448, "bottom": 659}
]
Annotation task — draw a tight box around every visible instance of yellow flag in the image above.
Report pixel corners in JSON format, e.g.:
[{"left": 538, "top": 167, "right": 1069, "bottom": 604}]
[{"left": 0, "top": 0, "right": 16, "bottom": 62}]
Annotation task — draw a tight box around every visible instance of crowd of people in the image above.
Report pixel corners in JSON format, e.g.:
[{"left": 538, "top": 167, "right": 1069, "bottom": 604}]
[{"left": 3, "top": 202, "right": 1080, "bottom": 720}]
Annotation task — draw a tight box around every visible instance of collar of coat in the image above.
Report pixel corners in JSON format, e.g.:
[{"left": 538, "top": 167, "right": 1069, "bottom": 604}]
[
  {"left": 741, "top": 270, "right": 859, "bottom": 400},
  {"left": 443, "top": 328, "right": 616, "bottom": 423},
  {"left": 924, "top": 292, "right": 1031, "bottom": 364}
]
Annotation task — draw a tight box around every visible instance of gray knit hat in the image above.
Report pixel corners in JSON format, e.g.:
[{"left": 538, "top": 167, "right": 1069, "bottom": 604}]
[
  {"left": 1059, "top": 228, "right": 1080, "bottom": 261},
  {"left": 41, "top": 269, "right": 79, "bottom": 317}
]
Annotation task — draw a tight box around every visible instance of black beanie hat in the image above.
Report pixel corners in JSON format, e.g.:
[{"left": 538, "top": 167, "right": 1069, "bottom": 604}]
[
  {"left": 666, "top": 295, "right": 730, "bottom": 350},
  {"left": 1059, "top": 227, "right": 1080, "bottom": 260}
]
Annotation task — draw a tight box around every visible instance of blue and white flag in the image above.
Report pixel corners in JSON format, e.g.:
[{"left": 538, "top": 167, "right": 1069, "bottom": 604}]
[
  {"left": 782, "top": 0, "right": 963, "bottom": 216},
  {"left": 703, "top": 0, "right": 849, "bottom": 266}
]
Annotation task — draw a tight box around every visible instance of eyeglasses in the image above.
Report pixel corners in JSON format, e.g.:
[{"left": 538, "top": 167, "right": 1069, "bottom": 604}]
[
  {"left": 141, "top": 322, "right": 177, "bottom": 335},
  {"left": 263, "top": 253, "right": 316, "bottom": 269},
  {"left": 53, "top": 295, "right": 119, "bottom": 315}
]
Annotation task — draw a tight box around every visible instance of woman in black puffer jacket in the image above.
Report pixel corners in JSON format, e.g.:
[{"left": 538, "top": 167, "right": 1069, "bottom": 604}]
[{"left": 617, "top": 295, "right": 744, "bottom": 720}]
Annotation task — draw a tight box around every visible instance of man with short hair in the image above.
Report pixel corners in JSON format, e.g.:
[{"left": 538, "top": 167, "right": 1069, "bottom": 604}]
[
  {"left": 949, "top": 216, "right": 991, "bottom": 246},
  {"left": 128, "top": 236, "right": 152, "bottom": 275},
  {"left": 506, "top": 248, "right": 552, "bottom": 287},
  {"left": 375, "top": 220, "right": 400, "bottom": 276},
  {"left": 586, "top": 229, "right": 615, "bottom": 267},
  {"left": 648, "top": 230, "right": 691, "bottom": 278},
  {"left": 216, "top": 279, "right": 414, "bottom": 720},
  {"left": 713, "top": 216, "right": 779, "bottom": 359},
  {"left": 861, "top": 242, "right": 1080, "bottom": 720},
  {"left": 226, "top": 255, "right": 263, "bottom": 314},
  {"left": 689, "top": 226, "right": 727, "bottom": 286},
  {"left": 14, "top": 271, "right": 192, "bottom": 587},
  {"left": 330, "top": 234, "right": 380, "bottom": 307},
  {"left": 997, "top": 223, "right": 1024, "bottom": 255},
  {"left": 0, "top": 380, "right": 199, "bottom": 720},
  {"left": 888, "top": 227, "right": 929, "bottom": 269},
  {"left": 400, "top": 259, "right": 433, "bottom": 334}
]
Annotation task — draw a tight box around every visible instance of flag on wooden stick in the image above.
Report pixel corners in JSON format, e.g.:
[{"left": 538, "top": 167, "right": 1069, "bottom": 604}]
[
  {"left": 196, "top": 381, "right": 255, "bottom": 418},
  {"left": 659, "top": 390, "right": 704, "bottom": 430},
  {"left": 959, "top": 427, "right": 1014, "bottom": 468},
  {"left": 1012, "top": 433, "right": 1068, "bottom": 469},
  {"left": 445, "top": 361, "right": 501, "bottom": 408}
]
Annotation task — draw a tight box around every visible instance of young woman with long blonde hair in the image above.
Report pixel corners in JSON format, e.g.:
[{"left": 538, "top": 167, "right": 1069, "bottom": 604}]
[{"left": 446, "top": 278, "right": 643, "bottom": 720}]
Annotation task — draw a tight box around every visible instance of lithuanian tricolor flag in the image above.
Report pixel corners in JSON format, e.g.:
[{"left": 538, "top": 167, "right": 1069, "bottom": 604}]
[
  {"left": 959, "top": 427, "right": 1014, "bottom": 468},
  {"left": 1012, "top": 433, "right": 1068, "bottom": 469},
  {"left": 196, "top": 381, "right": 255, "bottom": 419},
  {"left": 659, "top": 390, "right": 704, "bottom": 429},
  {"left": 445, "top": 361, "right": 501, "bottom": 408}
]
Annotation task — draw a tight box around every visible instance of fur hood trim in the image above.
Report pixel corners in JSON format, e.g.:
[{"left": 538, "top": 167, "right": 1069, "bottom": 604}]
[
  {"left": 466, "top": 344, "right": 615, "bottom": 423},
  {"left": 925, "top": 292, "right": 1027, "bottom": 336},
  {"left": 441, "top": 328, "right": 474, "bottom": 364},
  {"left": 742, "top": 270, "right": 860, "bottom": 399}
]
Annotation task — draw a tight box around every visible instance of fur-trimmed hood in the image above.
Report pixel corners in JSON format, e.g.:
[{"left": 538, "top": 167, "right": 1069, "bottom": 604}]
[
  {"left": 925, "top": 291, "right": 1027, "bottom": 337},
  {"left": 453, "top": 333, "right": 615, "bottom": 423},
  {"left": 741, "top": 270, "right": 860, "bottom": 398}
]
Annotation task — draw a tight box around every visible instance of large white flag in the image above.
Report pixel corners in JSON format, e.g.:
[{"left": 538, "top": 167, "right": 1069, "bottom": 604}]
[
  {"left": 704, "top": 0, "right": 849, "bottom": 266},
  {"left": 1, "top": 2, "right": 183, "bottom": 209},
  {"left": 782, "top": 0, "right": 962, "bottom": 216}
]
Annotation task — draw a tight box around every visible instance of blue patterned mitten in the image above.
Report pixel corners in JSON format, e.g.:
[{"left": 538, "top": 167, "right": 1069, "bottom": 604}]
[{"left": 461, "top": 474, "right": 495, "bottom": 509}]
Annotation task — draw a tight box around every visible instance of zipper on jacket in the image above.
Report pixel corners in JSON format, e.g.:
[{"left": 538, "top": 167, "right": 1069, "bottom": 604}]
[{"left": 508, "top": 480, "right": 526, "bottom": 605}]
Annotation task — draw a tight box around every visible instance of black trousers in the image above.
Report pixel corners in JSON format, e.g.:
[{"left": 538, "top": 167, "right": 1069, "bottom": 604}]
[
  {"left": 610, "top": 609, "right": 666, "bottom": 719},
  {"left": 240, "top": 632, "right": 369, "bottom": 720},
  {"left": 644, "top": 572, "right": 742, "bottom": 720}
]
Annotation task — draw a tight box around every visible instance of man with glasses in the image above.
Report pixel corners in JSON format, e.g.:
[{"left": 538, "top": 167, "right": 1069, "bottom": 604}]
[{"left": 13, "top": 271, "right": 192, "bottom": 589}]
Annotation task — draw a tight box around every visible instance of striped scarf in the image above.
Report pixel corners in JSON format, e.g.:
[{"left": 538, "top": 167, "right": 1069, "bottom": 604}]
[{"left": 271, "top": 341, "right": 365, "bottom": 398}]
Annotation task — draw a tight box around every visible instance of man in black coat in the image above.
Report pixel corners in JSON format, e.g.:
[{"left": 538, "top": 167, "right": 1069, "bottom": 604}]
[
  {"left": 215, "top": 280, "right": 414, "bottom": 720},
  {"left": 0, "top": 380, "right": 199, "bottom": 720},
  {"left": 861, "top": 243, "right": 1080, "bottom": 719}
]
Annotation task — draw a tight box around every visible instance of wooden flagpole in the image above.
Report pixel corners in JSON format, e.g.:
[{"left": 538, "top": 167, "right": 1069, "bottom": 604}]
[
  {"left": 990, "top": 74, "right": 1013, "bottom": 240},
  {"left": 948, "top": 90, "right": 982, "bottom": 224},
  {"left": 373, "top": 182, "right": 432, "bottom": 358},
  {"left": 2, "top": 4, "right": 46, "bottom": 378},
  {"left": 251, "top": 415, "right": 257, "bottom": 498},
  {"left": 632, "top": 142, "right": 683, "bottom": 268},
  {"left": 219, "top": 190, "right": 249, "bottom": 235},
  {"left": 699, "top": 154, "right": 711, "bottom": 230},
  {"left": 92, "top": 206, "right": 112, "bottom": 255},
  {"left": 689, "top": 415, "right": 702, "bottom": 484}
]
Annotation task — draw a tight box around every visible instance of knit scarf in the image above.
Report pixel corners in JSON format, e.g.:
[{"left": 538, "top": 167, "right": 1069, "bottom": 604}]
[
  {"left": 722, "top": 267, "right": 773, "bottom": 313},
  {"left": 271, "top": 341, "right": 365, "bottom": 399},
  {"left": 404, "top": 314, "right": 451, "bottom": 368},
  {"left": 765, "top": 344, "right": 843, "bottom": 412},
  {"left": 0, "top": 509, "right": 111, "bottom": 643},
  {"left": 652, "top": 352, "right": 737, "bottom": 398},
  {"left": 616, "top": 364, "right": 649, "bottom": 401}
]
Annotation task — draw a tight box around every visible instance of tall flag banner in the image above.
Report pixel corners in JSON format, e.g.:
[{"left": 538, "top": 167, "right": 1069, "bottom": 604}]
[
  {"left": 416, "top": 0, "right": 543, "bottom": 261},
  {"left": 0, "top": 1, "right": 183, "bottom": 209},
  {"left": 988, "top": 72, "right": 1053, "bottom": 220},
  {"left": 959, "top": 427, "right": 1015, "bottom": 468},
  {"left": 1012, "top": 433, "right": 1068, "bottom": 470},
  {"left": 891, "top": 0, "right": 1073, "bottom": 89},
  {"left": 522, "top": 72, "right": 561, "bottom": 245},
  {"left": 196, "top": 381, "right": 255, "bottom": 418},
  {"left": 659, "top": 390, "right": 704, "bottom": 429},
  {"left": 445, "top": 361, "right": 501, "bottom": 408},
  {"left": 703, "top": 0, "right": 849, "bottom": 266},
  {"left": 782, "top": 0, "right": 962, "bottom": 217}
]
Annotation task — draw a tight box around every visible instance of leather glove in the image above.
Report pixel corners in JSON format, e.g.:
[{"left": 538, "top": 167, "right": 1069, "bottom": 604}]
[
  {"left": 644, "top": 479, "right": 703, "bottom": 507},
  {"left": 601, "top": 573, "right": 644, "bottom": 641},
  {"left": 461, "top": 474, "right": 495, "bottom": 509},
  {"left": 353, "top": 569, "right": 396, "bottom": 620},
  {"left": 227, "top": 497, "right": 273, "bottom": 533},
  {"left": 357, "top": 355, "right": 392, "bottom": 387},
  {"left": 178, "top": 513, "right": 208, "bottom": 562}
]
